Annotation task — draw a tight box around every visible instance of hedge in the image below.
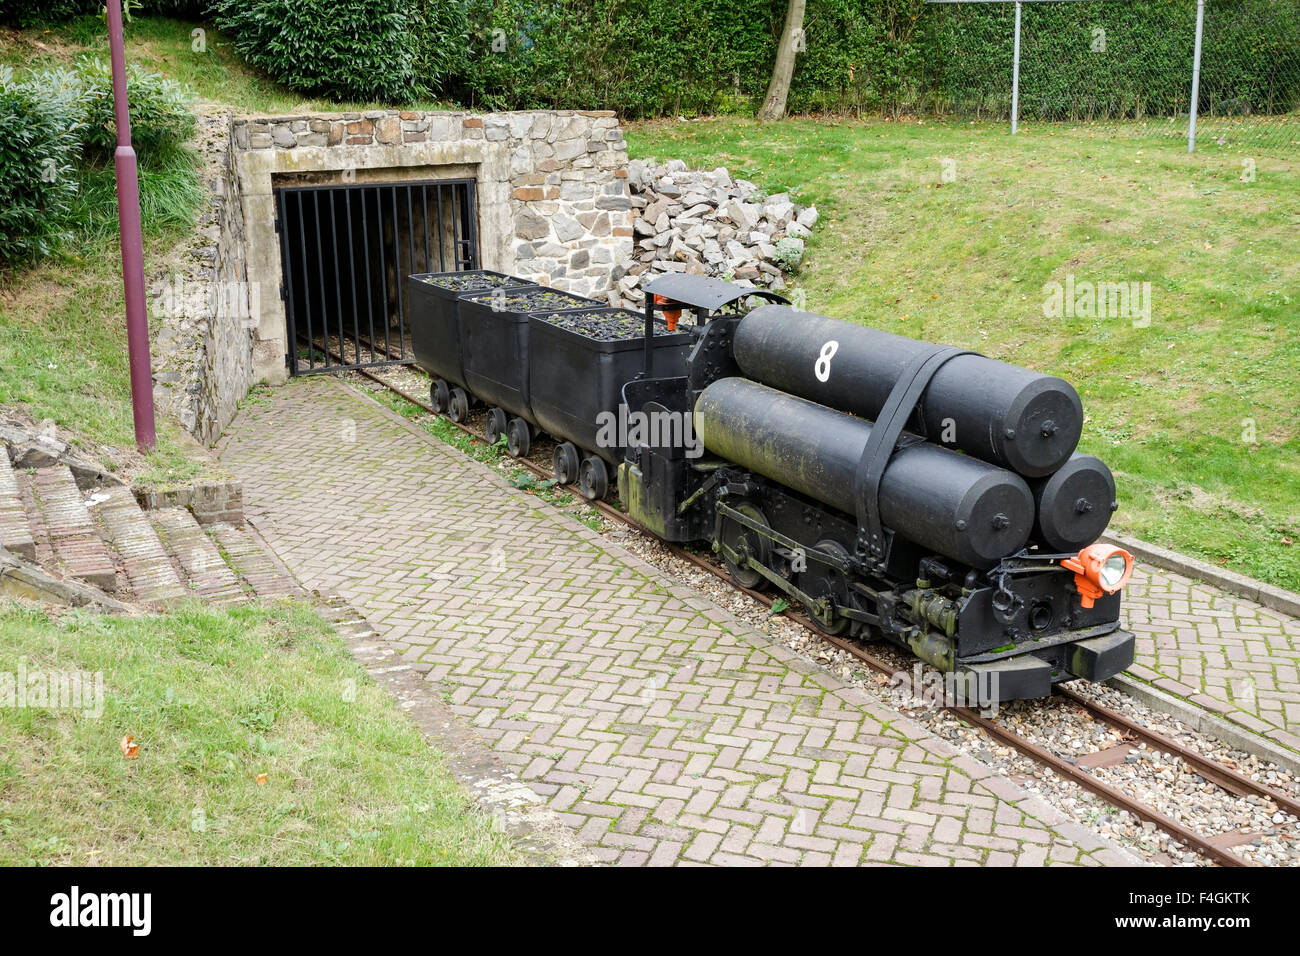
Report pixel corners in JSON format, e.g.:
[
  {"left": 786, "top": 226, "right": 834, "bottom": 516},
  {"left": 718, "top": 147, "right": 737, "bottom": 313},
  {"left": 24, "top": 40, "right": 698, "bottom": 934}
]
[
  {"left": 7, "top": 0, "right": 1298, "bottom": 119},
  {"left": 448, "top": 0, "right": 1298, "bottom": 119}
]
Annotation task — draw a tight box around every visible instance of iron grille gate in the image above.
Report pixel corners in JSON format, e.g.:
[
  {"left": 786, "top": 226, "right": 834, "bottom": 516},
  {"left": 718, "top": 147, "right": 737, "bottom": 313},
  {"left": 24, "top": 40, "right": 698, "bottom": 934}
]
[{"left": 275, "top": 179, "right": 480, "bottom": 375}]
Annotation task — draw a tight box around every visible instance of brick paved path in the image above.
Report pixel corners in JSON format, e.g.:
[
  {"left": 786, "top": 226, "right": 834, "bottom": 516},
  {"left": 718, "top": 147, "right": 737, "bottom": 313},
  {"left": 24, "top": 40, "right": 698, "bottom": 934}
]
[
  {"left": 1122, "top": 568, "right": 1300, "bottom": 752},
  {"left": 220, "top": 378, "right": 1137, "bottom": 866}
]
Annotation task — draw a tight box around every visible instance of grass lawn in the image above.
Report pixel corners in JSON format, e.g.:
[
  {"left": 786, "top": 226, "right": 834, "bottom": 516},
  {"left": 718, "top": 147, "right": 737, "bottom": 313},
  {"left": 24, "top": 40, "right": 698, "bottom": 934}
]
[
  {"left": 0, "top": 599, "right": 520, "bottom": 865},
  {"left": 626, "top": 117, "right": 1300, "bottom": 592}
]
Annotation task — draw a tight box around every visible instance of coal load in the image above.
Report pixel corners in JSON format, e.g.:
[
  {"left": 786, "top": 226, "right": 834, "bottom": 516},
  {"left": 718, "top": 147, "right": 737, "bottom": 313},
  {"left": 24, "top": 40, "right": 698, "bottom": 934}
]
[
  {"left": 416, "top": 271, "right": 532, "bottom": 294},
  {"left": 463, "top": 288, "right": 594, "bottom": 314},
  {"left": 733, "top": 305, "right": 1084, "bottom": 478},
  {"left": 534, "top": 308, "right": 678, "bottom": 342},
  {"left": 694, "top": 378, "right": 1035, "bottom": 569}
]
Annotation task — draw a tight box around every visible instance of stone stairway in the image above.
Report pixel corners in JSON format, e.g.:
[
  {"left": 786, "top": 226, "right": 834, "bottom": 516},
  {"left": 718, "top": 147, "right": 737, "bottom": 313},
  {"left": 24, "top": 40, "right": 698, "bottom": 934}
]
[{"left": 0, "top": 454, "right": 303, "bottom": 611}]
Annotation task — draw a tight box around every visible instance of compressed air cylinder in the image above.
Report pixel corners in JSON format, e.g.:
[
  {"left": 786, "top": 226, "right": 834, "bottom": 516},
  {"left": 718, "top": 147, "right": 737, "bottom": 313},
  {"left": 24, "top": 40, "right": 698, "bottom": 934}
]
[
  {"left": 1029, "top": 453, "right": 1118, "bottom": 553},
  {"left": 694, "top": 378, "right": 1034, "bottom": 569},
  {"left": 732, "top": 306, "right": 1084, "bottom": 478}
]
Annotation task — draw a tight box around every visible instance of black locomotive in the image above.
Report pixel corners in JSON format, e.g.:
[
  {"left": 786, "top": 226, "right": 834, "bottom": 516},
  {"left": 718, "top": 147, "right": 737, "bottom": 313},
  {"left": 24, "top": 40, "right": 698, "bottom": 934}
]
[{"left": 407, "top": 270, "right": 1136, "bottom": 703}]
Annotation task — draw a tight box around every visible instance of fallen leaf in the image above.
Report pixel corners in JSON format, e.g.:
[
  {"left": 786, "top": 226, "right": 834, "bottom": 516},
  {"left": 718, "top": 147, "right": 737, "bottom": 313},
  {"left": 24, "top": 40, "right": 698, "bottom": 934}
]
[
  {"left": 120, "top": 735, "right": 139, "bottom": 759},
  {"left": 256, "top": 772, "right": 268, "bottom": 785}
]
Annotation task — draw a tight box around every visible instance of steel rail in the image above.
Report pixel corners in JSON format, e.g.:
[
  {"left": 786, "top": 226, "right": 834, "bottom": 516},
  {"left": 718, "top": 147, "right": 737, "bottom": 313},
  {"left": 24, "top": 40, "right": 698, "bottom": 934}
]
[
  {"left": 1054, "top": 684, "right": 1300, "bottom": 817},
  {"left": 348, "top": 364, "right": 1293, "bottom": 867}
]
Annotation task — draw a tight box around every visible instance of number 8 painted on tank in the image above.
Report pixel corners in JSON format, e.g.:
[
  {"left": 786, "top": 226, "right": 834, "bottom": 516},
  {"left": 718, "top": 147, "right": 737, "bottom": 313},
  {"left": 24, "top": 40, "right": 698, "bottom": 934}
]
[{"left": 815, "top": 340, "right": 839, "bottom": 383}]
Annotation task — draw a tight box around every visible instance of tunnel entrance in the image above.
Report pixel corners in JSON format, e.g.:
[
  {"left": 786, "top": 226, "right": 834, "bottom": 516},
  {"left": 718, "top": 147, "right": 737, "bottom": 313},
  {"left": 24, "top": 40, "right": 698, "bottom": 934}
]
[{"left": 275, "top": 179, "right": 479, "bottom": 375}]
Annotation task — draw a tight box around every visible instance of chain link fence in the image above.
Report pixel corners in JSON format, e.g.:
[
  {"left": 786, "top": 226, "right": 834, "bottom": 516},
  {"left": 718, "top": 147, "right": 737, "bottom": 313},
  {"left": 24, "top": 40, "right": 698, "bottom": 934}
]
[{"left": 923, "top": 0, "right": 1300, "bottom": 154}]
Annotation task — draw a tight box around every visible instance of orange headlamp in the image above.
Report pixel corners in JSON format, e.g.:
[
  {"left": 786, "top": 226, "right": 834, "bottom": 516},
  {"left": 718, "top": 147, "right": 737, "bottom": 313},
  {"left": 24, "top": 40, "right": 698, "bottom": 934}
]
[
  {"left": 653, "top": 294, "right": 682, "bottom": 331},
  {"left": 1060, "top": 543, "right": 1134, "bottom": 609}
]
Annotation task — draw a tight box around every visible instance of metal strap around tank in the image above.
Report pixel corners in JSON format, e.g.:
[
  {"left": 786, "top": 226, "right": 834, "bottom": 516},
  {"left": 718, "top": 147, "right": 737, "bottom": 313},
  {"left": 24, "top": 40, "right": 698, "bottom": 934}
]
[{"left": 855, "top": 345, "right": 978, "bottom": 562}]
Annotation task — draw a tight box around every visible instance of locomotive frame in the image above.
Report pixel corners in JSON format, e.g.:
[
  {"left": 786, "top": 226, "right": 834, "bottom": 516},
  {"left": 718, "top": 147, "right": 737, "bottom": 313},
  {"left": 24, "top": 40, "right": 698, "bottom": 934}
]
[{"left": 617, "top": 275, "right": 1135, "bottom": 704}]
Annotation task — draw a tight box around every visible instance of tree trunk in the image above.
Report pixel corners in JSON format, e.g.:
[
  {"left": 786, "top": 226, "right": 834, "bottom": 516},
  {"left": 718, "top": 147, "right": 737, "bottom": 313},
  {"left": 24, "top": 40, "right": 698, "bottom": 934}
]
[{"left": 757, "top": 0, "right": 807, "bottom": 122}]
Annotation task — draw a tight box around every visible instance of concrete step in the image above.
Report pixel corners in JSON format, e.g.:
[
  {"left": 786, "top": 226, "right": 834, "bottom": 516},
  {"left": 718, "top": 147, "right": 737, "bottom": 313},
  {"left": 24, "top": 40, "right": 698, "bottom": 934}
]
[
  {"left": 151, "top": 507, "right": 245, "bottom": 604},
  {"left": 0, "top": 454, "right": 36, "bottom": 561},
  {"left": 90, "top": 486, "right": 188, "bottom": 607},
  {"left": 209, "top": 523, "right": 304, "bottom": 600},
  {"left": 25, "top": 466, "right": 117, "bottom": 592}
]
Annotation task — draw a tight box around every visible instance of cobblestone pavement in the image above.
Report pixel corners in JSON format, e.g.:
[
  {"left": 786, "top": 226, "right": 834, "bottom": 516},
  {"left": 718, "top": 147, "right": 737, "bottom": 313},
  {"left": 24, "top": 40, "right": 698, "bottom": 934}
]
[
  {"left": 220, "top": 378, "right": 1139, "bottom": 866},
  {"left": 1122, "top": 567, "right": 1300, "bottom": 753}
]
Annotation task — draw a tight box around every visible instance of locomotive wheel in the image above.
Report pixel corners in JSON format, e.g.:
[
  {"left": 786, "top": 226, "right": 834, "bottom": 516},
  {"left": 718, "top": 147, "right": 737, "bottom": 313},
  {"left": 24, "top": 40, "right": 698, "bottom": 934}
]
[
  {"left": 448, "top": 387, "right": 470, "bottom": 423},
  {"left": 799, "top": 540, "right": 852, "bottom": 635},
  {"left": 577, "top": 455, "right": 609, "bottom": 501},
  {"left": 719, "top": 502, "right": 771, "bottom": 590},
  {"left": 553, "top": 443, "right": 580, "bottom": 485},
  {"left": 506, "top": 418, "right": 531, "bottom": 458},
  {"left": 430, "top": 379, "right": 450, "bottom": 415}
]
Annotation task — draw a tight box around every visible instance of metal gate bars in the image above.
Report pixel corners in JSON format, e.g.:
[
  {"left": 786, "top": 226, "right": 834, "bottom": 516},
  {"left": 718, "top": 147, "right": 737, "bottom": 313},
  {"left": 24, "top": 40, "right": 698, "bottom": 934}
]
[{"left": 276, "top": 179, "right": 480, "bottom": 375}]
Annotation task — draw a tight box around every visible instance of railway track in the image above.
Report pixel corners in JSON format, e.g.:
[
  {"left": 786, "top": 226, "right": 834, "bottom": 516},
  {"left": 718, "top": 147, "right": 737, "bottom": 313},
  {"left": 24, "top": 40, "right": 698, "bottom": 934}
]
[{"left": 342, "top": 358, "right": 1298, "bottom": 867}]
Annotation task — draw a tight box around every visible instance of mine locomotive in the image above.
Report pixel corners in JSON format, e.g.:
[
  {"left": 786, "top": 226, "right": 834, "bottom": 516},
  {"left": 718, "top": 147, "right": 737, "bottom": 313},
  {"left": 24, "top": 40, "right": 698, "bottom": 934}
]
[{"left": 408, "top": 270, "right": 1136, "bottom": 702}]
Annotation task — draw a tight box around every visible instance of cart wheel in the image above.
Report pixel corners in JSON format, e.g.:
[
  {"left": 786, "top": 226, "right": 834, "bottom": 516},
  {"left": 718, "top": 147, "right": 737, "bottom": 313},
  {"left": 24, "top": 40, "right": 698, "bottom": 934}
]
[
  {"left": 448, "top": 388, "right": 470, "bottom": 423},
  {"left": 578, "top": 455, "right": 608, "bottom": 501},
  {"left": 506, "top": 418, "right": 531, "bottom": 458},
  {"left": 553, "top": 442, "right": 580, "bottom": 485},
  {"left": 430, "top": 379, "right": 450, "bottom": 414},
  {"left": 485, "top": 407, "right": 508, "bottom": 447}
]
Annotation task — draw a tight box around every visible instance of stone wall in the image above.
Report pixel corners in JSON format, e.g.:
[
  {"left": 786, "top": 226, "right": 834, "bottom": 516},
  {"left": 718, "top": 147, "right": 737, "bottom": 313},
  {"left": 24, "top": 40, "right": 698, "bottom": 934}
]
[
  {"left": 148, "top": 108, "right": 636, "bottom": 446},
  {"left": 151, "top": 110, "right": 256, "bottom": 447},
  {"left": 232, "top": 109, "right": 635, "bottom": 384}
]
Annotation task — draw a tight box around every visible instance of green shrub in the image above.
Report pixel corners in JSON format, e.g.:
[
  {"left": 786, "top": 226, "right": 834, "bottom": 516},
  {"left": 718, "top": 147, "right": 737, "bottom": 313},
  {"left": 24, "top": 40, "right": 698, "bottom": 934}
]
[
  {"left": 212, "top": 0, "right": 421, "bottom": 102},
  {"left": 410, "top": 0, "right": 471, "bottom": 96},
  {"left": 0, "top": 1, "right": 210, "bottom": 28},
  {"left": 76, "top": 58, "right": 196, "bottom": 160},
  {"left": 0, "top": 66, "right": 85, "bottom": 266}
]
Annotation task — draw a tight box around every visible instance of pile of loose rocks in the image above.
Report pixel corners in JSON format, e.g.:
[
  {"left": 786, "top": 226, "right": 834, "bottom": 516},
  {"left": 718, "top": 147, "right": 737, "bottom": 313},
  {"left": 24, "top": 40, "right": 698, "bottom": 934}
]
[{"left": 616, "top": 159, "right": 818, "bottom": 302}]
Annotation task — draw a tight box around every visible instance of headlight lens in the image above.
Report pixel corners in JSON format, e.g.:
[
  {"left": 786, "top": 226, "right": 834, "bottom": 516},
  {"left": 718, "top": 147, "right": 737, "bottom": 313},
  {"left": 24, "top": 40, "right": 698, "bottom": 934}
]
[{"left": 1100, "top": 553, "right": 1129, "bottom": 590}]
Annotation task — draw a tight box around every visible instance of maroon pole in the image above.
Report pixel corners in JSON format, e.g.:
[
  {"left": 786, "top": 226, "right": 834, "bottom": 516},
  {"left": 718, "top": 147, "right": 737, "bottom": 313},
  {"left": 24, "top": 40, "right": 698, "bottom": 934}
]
[{"left": 107, "top": 0, "right": 156, "bottom": 452}]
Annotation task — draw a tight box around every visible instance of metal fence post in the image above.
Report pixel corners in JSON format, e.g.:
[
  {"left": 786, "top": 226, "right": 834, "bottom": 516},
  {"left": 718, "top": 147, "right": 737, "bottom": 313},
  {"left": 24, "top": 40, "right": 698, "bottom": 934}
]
[
  {"left": 1188, "top": 0, "right": 1206, "bottom": 152},
  {"left": 1011, "top": 0, "right": 1022, "bottom": 134},
  {"left": 106, "top": 0, "right": 156, "bottom": 452}
]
